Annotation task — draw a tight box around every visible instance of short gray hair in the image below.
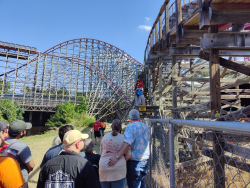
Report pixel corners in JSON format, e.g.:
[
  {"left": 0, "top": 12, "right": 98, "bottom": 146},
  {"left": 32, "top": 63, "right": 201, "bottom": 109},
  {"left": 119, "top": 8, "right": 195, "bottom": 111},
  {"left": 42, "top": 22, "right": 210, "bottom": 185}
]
[
  {"left": 129, "top": 109, "right": 140, "bottom": 120},
  {"left": 84, "top": 139, "right": 94, "bottom": 153}
]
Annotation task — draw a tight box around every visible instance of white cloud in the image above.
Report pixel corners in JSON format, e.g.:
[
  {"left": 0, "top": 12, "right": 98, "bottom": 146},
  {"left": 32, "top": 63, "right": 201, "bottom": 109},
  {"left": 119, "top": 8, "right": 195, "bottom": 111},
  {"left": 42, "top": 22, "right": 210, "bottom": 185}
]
[
  {"left": 138, "top": 25, "right": 152, "bottom": 31},
  {"left": 145, "top": 17, "right": 150, "bottom": 22}
]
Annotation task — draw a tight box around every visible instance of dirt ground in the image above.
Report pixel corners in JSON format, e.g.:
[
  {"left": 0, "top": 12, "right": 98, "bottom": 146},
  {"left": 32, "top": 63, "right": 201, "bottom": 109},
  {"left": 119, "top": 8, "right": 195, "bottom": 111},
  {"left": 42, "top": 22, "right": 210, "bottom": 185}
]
[{"left": 21, "top": 125, "right": 112, "bottom": 188}]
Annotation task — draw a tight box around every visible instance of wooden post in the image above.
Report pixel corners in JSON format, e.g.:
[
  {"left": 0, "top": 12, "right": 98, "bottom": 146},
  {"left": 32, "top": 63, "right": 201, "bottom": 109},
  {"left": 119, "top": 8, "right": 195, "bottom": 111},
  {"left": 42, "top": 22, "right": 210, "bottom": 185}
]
[
  {"left": 172, "top": 56, "right": 177, "bottom": 111},
  {"left": 199, "top": 0, "right": 210, "bottom": 30},
  {"left": 176, "top": 0, "right": 182, "bottom": 41},
  {"left": 159, "top": 58, "right": 163, "bottom": 115},
  {"left": 172, "top": 55, "right": 179, "bottom": 164},
  {"left": 159, "top": 16, "right": 162, "bottom": 40},
  {"left": 190, "top": 59, "right": 195, "bottom": 105},
  {"left": 209, "top": 25, "right": 225, "bottom": 188},
  {"left": 155, "top": 23, "right": 158, "bottom": 44},
  {"left": 159, "top": 15, "right": 162, "bottom": 50},
  {"left": 209, "top": 26, "right": 221, "bottom": 113},
  {"left": 165, "top": 2, "right": 170, "bottom": 46},
  {"left": 179, "top": 61, "right": 183, "bottom": 107}
]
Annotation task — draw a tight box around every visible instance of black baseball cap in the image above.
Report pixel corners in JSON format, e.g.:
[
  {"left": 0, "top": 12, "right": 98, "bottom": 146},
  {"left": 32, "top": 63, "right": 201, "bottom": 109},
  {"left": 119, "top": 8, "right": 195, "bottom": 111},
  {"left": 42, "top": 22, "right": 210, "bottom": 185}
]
[
  {"left": 0, "top": 121, "right": 7, "bottom": 132},
  {"left": 9, "top": 120, "right": 32, "bottom": 137}
]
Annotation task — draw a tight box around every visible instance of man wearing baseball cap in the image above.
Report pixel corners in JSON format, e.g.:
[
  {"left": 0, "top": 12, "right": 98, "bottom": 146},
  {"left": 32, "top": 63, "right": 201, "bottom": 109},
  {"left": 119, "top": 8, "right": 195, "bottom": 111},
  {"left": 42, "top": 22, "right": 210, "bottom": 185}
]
[
  {"left": 1, "top": 120, "right": 35, "bottom": 187},
  {"left": 37, "top": 130, "right": 101, "bottom": 188},
  {"left": 0, "top": 121, "right": 25, "bottom": 187}
]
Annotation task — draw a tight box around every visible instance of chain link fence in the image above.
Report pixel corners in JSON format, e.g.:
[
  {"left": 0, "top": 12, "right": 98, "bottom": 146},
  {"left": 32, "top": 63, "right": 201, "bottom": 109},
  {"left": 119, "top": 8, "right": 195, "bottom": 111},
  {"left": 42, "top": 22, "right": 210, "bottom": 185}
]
[{"left": 144, "top": 106, "right": 250, "bottom": 188}]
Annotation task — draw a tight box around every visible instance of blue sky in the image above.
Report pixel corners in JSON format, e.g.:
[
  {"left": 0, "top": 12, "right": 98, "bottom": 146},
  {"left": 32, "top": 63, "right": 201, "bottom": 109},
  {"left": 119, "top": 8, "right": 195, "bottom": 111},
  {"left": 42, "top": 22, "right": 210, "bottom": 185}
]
[{"left": 0, "top": 0, "right": 173, "bottom": 63}]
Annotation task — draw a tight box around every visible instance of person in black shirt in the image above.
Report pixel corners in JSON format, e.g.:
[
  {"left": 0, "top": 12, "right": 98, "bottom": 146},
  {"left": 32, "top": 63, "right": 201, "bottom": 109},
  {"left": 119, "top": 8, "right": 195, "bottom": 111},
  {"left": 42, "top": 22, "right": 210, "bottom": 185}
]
[
  {"left": 37, "top": 130, "right": 100, "bottom": 188},
  {"left": 84, "top": 139, "right": 101, "bottom": 186},
  {"left": 84, "top": 139, "right": 101, "bottom": 169}
]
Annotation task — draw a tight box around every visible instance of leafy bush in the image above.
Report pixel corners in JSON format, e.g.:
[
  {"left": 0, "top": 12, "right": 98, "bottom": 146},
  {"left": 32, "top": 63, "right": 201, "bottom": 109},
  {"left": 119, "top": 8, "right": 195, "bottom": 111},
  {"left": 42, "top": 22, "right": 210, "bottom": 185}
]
[
  {"left": 0, "top": 99, "right": 24, "bottom": 123},
  {"left": 46, "top": 97, "right": 95, "bottom": 128}
]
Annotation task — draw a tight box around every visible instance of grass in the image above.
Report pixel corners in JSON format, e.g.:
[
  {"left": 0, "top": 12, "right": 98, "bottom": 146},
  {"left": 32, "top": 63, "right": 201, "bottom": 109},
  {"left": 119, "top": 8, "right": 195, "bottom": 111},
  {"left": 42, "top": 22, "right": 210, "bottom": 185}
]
[{"left": 20, "top": 124, "right": 112, "bottom": 188}]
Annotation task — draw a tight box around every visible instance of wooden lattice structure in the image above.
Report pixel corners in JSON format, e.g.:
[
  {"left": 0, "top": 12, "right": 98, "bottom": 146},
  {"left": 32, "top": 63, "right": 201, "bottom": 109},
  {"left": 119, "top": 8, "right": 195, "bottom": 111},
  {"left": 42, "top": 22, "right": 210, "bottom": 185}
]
[
  {"left": 0, "top": 39, "right": 143, "bottom": 120},
  {"left": 144, "top": 0, "right": 250, "bottom": 116},
  {"left": 144, "top": 0, "right": 250, "bottom": 187}
]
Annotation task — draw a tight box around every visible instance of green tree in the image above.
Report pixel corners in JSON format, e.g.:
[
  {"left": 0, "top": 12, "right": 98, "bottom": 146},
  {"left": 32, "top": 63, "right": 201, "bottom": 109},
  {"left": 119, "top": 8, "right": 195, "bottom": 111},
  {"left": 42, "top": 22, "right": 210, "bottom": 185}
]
[
  {"left": 75, "top": 97, "right": 89, "bottom": 113},
  {"left": 46, "top": 97, "right": 94, "bottom": 128},
  {"left": 0, "top": 78, "right": 11, "bottom": 93},
  {"left": 21, "top": 86, "right": 31, "bottom": 93},
  {"left": 0, "top": 99, "right": 24, "bottom": 123}
]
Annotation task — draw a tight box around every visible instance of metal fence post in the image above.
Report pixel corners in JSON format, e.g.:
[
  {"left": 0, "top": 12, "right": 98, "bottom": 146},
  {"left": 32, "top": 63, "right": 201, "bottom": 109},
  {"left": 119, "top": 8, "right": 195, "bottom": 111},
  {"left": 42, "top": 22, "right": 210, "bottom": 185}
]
[
  {"left": 169, "top": 123, "right": 175, "bottom": 188},
  {"left": 149, "top": 121, "right": 152, "bottom": 188}
]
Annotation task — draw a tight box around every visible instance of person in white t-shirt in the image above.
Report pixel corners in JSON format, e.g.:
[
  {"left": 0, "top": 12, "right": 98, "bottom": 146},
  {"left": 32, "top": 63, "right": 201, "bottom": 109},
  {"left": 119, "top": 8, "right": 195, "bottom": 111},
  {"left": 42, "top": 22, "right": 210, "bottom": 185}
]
[{"left": 99, "top": 119, "right": 131, "bottom": 188}]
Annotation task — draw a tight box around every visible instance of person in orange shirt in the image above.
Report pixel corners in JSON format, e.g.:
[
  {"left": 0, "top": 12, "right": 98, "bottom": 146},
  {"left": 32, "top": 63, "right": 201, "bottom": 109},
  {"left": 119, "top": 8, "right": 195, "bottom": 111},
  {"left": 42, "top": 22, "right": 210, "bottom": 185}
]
[
  {"left": 100, "top": 119, "right": 106, "bottom": 136},
  {"left": 0, "top": 121, "right": 25, "bottom": 188}
]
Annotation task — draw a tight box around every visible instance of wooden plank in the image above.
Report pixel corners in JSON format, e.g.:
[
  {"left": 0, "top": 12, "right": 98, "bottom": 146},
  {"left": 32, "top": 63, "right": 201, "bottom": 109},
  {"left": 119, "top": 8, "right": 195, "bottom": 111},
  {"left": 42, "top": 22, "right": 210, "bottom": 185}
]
[
  {"left": 220, "top": 95, "right": 250, "bottom": 99},
  {"left": 199, "top": 51, "right": 250, "bottom": 76},
  {"left": 172, "top": 102, "right": 211, "bottom": 113},
  {"left": 175, "top": 156, "right": 212, "bottom": 169},
  {"left": 211, "top": 3, "right": 250, "bottom": 11},
  {"left": 202, "top": 148, "right": 250, "bottom": 173},
  {"left": 163, "top": 95, "right": 250, "bottom": 100},
  {"left": 221, "top": 89, "right": 250, "bottom": 93},
  {"left": 180, "top": 90, "right": 250, "bottom": 95},
  {"left": 173, "top": 77, "right": 250, "bottom": 84},
  {"left": 157, "top": 77, "right": 172, "bottom": 94},
  {"left": 203, "top": 132, "right": 250, "bottom": 143},
  {"left": 226, "top": 156, "right": 250, "bottom": 173},
  {"left": 180, "top": 91, "right": 210, "bottom": 95},
  {"left": 211, "top": 10, "right": 250, "bottom": 24},
  {"left": 217, "top": 105, "right": 250, "bottom": 122},
  {"left": 224, "top": 143, "right": 250, "bottom": 160}
]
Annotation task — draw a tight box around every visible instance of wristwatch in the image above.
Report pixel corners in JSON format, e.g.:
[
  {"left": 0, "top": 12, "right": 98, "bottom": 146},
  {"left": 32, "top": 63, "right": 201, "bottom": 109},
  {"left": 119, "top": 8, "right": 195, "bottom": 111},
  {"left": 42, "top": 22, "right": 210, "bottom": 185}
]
[{"left": 116, "top": 155, "right": 119, "bottom": 159}]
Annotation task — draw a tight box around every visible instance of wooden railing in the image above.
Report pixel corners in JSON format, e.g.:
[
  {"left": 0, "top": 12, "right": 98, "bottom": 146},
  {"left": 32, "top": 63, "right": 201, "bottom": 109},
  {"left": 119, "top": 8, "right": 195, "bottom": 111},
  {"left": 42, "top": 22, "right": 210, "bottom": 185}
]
[{"left": 144, "top": 0, "right": 197, "bottom": 59}]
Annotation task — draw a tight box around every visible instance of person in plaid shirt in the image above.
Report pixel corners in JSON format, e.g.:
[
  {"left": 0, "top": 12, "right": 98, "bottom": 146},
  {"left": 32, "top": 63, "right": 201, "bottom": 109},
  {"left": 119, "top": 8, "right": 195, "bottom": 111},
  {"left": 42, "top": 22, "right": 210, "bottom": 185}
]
[{"left": 108, "top": 109, "right": 150, "bottom": 188}]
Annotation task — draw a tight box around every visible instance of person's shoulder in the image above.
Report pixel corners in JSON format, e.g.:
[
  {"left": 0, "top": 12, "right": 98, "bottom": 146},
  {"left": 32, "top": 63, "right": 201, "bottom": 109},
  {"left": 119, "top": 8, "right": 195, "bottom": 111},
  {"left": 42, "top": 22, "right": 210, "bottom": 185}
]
[
  {"left": 103, "top": 132, "right": 111, "bottom": 137},
  {"left": 0, "top": 154, "right": 18, "bottom": 165},
  {"left": 88, "top": 153, "right": 100, "bottom": 159},
  {"left": 138, "top": 121, "right": 147, "bottom": 127},
  {"left": 8, "top": 139, "right": 28, "bottom": 148},
  {"left": 45, "top": 144, "right": 62, "bottom": 156},
  {"left": 118, "top": 133, "right": 125, "bottom": 138}
]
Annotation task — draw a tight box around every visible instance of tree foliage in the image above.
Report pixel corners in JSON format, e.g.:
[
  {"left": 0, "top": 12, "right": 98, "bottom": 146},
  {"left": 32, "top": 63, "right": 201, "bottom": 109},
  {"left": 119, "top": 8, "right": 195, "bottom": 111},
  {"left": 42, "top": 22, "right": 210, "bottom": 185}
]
[
  {"left": 0, "top": 78, "right": 11, "bottom": 94},
  {"left": 0, "top": 99, "right": 24, "bottom": 123},
  {"left": 46, "top": 97, "right": 95, "bottom": 127}
]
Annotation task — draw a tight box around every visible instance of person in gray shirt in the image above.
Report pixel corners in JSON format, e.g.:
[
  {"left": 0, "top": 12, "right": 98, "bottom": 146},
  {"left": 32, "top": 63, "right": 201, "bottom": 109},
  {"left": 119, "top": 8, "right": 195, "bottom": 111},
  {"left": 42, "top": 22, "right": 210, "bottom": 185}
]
[{"left": 1, "top": 120, "right": 34, "bottom": 188}]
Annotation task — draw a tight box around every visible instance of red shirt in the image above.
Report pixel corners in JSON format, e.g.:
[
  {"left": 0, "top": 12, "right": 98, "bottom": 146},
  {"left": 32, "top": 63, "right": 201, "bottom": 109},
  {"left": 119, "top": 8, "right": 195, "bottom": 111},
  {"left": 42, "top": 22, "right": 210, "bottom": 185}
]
[
  {"left": 93, "top": 122, "right": 102, "bottom": 131},
  {"left": 0, "top": 136, "right": 8, "bottom": 152},
  {"left": 136, "top": 80, "right": 143, "bottom": 88}
]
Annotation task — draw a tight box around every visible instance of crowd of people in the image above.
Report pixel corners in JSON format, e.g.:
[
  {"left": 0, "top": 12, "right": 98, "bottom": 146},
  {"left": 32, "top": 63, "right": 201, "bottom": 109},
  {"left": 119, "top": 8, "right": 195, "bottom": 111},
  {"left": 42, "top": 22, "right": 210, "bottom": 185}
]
[{"left": 0, "top": 109, "right": 149, "bottom": 188}]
